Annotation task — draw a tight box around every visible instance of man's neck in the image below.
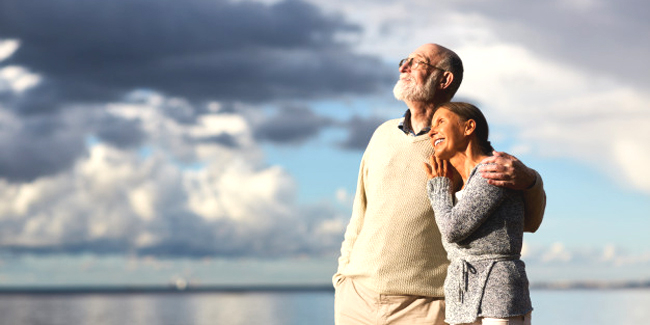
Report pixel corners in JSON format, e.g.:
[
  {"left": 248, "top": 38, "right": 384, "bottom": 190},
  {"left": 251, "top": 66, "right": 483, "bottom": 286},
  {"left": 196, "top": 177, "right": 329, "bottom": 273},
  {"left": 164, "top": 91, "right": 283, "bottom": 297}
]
[{"left": 406, "top": 100, "right": 437, "bottom": 135}]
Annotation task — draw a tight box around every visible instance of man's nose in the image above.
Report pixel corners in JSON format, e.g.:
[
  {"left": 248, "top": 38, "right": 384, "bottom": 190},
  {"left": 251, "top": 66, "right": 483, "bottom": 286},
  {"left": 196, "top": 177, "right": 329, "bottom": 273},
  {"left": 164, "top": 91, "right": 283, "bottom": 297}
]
[{"left": 399, "top": 60, "right": 410, "bottom": 73}]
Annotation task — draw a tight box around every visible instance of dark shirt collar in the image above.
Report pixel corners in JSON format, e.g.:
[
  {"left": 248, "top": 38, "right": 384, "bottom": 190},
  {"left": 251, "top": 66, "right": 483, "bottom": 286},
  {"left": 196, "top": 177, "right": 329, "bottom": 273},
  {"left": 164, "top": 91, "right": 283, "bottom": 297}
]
[{"left": 398, "top": 110, "right": 431, "bottom": 136}]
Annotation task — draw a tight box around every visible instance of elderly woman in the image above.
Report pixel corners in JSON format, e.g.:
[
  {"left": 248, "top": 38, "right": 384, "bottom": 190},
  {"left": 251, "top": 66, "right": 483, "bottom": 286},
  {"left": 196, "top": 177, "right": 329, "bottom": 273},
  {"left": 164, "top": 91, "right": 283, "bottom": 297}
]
[{"left": 423, "top": 102, "right": 533, "bottom": 325}]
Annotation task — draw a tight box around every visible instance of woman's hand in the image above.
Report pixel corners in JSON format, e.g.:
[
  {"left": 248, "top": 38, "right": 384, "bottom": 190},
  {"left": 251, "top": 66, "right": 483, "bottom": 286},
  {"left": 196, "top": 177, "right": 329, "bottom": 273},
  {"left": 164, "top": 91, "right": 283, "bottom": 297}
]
[{"left": 423, "top": 155, "right": 454, "bottom": 180}]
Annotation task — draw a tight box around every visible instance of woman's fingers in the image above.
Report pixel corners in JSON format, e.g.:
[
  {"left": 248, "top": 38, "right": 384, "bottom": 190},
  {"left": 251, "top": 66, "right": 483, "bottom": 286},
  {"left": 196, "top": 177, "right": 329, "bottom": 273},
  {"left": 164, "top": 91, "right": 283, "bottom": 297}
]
[
  {"left": 423, "top": 162, "right": 433, "bottom": 179},
  {"left": 426, "top": 155, "right": 452, "bottom": 180},
  {"left": 434, "top": 156, "right": 443, "bottom": 175}
]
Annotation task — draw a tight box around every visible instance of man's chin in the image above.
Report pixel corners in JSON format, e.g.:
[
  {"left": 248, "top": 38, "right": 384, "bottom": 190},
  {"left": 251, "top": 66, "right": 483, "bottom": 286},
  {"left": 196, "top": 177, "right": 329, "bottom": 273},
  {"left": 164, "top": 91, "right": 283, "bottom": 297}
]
[
  {"left": 393, "top": 85, "right": 406, "bottom": 101},
  {"left": 393, "top": 83, "right": 433, "bottom": 102}
]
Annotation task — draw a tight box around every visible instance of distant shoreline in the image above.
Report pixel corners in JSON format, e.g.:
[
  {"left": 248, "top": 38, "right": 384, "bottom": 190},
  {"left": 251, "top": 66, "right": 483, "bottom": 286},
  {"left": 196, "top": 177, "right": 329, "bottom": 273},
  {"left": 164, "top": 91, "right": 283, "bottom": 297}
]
[
  {"left": 0, "top": 284, "right": 335, "bottom": 295},
  {"left": 0, "top": 280, "right": 649, "bottom": 295},
  {"left": 530, "top": 279, "right": 650, "bottom": 290}
]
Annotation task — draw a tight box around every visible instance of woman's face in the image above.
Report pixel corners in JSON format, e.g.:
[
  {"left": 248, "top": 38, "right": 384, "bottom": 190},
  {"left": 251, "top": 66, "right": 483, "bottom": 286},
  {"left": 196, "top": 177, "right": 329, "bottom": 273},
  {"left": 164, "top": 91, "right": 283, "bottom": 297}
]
[{"left": 428, "top": 108, "right": 467, "bottom": 160}]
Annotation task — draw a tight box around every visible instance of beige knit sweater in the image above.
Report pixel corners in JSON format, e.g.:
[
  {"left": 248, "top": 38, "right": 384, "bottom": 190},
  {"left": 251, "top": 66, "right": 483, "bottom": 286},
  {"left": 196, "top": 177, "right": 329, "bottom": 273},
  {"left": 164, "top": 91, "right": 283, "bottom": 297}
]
[
  {"left": 334, "top": 119, "right": 448, "bottom": 297},
  {"left": 334, "top": 118, "right": 546, "bottom": 297}
]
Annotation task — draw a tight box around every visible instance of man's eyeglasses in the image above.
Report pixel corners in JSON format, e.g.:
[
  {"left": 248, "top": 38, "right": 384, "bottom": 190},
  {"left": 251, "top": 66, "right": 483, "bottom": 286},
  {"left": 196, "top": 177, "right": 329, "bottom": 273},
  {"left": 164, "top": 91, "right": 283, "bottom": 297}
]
[{"left": 399, "top": 58, "right": 445, "bottom": 71}]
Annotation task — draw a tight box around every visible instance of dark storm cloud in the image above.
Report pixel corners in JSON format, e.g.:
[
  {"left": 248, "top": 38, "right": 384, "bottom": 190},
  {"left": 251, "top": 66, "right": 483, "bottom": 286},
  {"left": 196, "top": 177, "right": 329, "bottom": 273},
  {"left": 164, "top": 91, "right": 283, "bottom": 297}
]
[
  {"left": 0, "top": 0, "right": 395, "bottom": 181},
  {"left": 339, "top": 115, "right": 386, "bottom": 150},
  {"left": 195, "top": 133, "right": 239, "bottom": 148},
  {"left": 94, "top": 114, "right": 146, "bottom": 149},
  {"left": 0, "top": 113, "right": 87, "bottom": 182},
  {"left": 0, "top": 0, "right": 394, "bottom": 113},
  {"left": 0, "top": 107, "right": 148, "bottom": 182},
  {"left": 254, "top": 108, "right": 388, "bottom": 150},
  {"left": 254, "top": 105, "right": 335, "bottom": 144}
]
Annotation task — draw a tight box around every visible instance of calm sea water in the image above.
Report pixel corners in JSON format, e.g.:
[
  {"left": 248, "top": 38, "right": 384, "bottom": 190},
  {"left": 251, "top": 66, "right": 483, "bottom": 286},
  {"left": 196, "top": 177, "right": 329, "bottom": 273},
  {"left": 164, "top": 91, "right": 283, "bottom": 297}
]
[{"left": 0, "top": 289, "right": 648, "bottom": 325}]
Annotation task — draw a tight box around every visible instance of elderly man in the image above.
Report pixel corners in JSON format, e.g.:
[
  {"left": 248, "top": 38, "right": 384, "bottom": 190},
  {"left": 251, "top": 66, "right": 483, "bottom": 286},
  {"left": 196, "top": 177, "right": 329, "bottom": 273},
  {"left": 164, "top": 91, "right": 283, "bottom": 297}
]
[{"left": 333, "top": 43, "right": 545, "bottom": 325}]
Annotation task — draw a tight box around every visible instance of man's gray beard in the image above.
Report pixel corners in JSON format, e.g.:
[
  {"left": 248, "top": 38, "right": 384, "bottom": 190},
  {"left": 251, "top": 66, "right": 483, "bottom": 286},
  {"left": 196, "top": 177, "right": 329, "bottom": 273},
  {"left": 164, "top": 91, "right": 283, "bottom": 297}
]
[{"left": 393, "top": 73, "right": 437, "bottom": 102}]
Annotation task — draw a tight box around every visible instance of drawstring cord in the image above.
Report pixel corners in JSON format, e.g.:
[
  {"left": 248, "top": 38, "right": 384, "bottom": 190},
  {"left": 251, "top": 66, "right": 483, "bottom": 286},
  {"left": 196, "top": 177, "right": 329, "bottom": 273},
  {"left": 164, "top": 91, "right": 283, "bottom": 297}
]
[
  {"left": 455, "top": 254, "right": 519, "bottom": 303},
  {"left": 459, "top": 259, "right": 477, "bottom": 303}
]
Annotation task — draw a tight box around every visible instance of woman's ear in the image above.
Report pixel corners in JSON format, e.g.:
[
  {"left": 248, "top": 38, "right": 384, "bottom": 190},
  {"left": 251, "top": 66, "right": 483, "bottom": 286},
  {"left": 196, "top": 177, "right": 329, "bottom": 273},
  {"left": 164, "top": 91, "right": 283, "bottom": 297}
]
[{"left": 464, "top": 119, "right": 476, "bottom": 136}]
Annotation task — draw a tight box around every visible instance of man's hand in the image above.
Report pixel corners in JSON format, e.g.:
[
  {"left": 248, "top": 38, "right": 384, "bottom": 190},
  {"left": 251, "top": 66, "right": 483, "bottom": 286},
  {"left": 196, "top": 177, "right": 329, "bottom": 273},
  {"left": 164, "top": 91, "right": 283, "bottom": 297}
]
[{"left": 479, "top": 151, "right": 536, "bottom": 190}]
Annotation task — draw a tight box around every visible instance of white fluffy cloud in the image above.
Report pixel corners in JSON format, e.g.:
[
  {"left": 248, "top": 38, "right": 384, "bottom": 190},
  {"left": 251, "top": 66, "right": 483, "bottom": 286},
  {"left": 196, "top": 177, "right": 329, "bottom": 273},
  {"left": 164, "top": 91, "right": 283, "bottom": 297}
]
[
  {"left": 0, "top": 40, "right": 40, "bottom": 95},
  {"left": 0, "top": 93, "right": 344, "bottom": 256},
  {"left": 458, "top": 41, "right": 650, "bottom": 193},
  {"left": 0, "top": 65, "right": 40, "bottom": 93},
  {"left": 0, "top": 39, "right": 19, "bottom": 62}
]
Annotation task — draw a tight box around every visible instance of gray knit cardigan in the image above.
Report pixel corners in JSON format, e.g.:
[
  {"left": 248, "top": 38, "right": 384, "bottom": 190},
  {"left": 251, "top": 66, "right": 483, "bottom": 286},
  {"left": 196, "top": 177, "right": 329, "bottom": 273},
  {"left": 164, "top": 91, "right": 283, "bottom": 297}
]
[{"left": 427, "top": 163, "right": 533, "bottom": 324}]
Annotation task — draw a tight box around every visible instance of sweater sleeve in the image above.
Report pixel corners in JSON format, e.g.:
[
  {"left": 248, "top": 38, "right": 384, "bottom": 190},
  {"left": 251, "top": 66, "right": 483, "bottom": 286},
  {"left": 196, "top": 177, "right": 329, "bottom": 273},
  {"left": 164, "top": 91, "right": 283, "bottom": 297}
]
[
  {"left": 333, "top": 156, "right": 368, "bottom": 287},
  {"left": 427, "top": 169, "right": 507, "bottom": 243},
  {"left": 522, "top": 169, "right": 546, "bottom": 233}
]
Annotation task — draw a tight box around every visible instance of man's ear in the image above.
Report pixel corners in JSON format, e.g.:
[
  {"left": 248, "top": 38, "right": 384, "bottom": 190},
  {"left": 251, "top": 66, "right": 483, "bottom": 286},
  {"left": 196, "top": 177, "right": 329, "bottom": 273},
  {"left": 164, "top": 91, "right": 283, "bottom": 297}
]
[
  {"left": 464, "top": 119, "right": 476, "bottom": 136},
  {"left": 438, "top": 71, "right": 454, "bottom": 89}
]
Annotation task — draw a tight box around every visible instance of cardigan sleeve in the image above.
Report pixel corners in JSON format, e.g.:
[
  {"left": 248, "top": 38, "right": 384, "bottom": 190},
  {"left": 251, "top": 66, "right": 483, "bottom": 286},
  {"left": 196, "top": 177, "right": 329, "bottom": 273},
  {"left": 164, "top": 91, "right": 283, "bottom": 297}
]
[
  {"left": 522, "top": 169, "right": 546, "bottom": 233},
  {"left": 427, "top": 167, "right": 507, "bottom": 243}
]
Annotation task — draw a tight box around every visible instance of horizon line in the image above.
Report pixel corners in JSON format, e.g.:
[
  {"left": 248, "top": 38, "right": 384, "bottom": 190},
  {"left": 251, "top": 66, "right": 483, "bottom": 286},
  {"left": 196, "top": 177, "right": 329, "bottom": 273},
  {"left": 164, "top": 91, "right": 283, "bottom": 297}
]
[{"left": 0, "top": 280, "right": 649, "bottom": 295}]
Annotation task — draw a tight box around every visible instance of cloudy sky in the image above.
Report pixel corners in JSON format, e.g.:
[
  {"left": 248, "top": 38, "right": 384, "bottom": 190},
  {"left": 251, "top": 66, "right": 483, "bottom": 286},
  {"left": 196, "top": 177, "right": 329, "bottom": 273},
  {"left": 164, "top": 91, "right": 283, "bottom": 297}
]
[{"left": 0, "top": 0, "right": 648, "bottom": 286}]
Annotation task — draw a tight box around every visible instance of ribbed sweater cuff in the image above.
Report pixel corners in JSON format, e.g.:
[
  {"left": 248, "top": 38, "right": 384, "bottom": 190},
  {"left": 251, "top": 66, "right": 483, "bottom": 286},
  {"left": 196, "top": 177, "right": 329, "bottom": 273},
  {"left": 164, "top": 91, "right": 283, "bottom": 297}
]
[{"left": 427, "top": 177, "right": 451, "bottom": 198}]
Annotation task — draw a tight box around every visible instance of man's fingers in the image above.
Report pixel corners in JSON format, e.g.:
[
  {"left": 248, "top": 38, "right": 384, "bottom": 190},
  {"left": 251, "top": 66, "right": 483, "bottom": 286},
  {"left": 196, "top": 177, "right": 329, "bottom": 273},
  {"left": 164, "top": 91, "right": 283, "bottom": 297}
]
[
  {"left": 480, "top": 155, "right": 495, "bottom": 164},
  {"left": 481, "top": 151, "right": 519, "bottom": 165},
  {"left": 493, "top": 150, "right": 518, "bottom": 162},
  {"left": 481, "top": 161, "right": 515, "bottom": 173},
  {"left": 480, "top": 171, "right": 498, "bottom": 180},
  {"left": 480, "top": 163, "right": 505, "bottom": 173},
  {"left": 486, "top": 179, "right": 514, "bottom": 187},
  {"left": 481, "top": 171, "right": 511, "bottom": 180},
  {"left": 480, "top": 151, "right": 503, "bottom": 164},
  {"left": 480, "top": 155, "right": 506, "bottom": 166}
]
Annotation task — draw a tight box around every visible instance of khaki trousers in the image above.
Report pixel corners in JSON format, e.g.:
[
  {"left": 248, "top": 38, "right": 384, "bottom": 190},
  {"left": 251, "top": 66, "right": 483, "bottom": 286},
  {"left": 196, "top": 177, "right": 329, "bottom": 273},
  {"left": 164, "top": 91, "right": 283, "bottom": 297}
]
[{"left": 335, "top": 276, "right": 446, "bottom": 325}]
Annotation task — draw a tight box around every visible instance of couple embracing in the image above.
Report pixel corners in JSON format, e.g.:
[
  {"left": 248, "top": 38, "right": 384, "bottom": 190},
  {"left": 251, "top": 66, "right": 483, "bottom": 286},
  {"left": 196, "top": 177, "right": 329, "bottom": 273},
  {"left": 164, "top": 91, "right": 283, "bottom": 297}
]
[{"left": 333, "top": 44, "right": 546, "bottom": 325}]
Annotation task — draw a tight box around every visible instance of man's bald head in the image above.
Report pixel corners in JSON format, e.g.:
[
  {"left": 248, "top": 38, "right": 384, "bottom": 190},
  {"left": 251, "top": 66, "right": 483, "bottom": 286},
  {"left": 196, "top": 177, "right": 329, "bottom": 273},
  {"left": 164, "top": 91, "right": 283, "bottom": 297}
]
[{"left": 425, "top": 43, "right": 464, "bottom": 102}]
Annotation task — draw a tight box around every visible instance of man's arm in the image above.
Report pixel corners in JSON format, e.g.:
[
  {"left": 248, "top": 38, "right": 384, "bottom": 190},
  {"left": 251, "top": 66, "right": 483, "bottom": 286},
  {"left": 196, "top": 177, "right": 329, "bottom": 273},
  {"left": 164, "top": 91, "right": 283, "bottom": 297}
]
[
  {"left": 479, "top": 151, "right": 546, "bottom": 233},
  {"left": 521, "top": 169, "right": 545, "bottom": 232},
  {"left": 333, "top": 158, "right": 368, "bottom": 286}
]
